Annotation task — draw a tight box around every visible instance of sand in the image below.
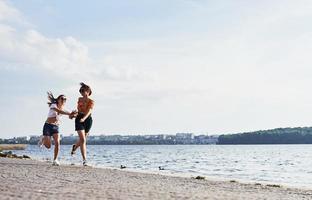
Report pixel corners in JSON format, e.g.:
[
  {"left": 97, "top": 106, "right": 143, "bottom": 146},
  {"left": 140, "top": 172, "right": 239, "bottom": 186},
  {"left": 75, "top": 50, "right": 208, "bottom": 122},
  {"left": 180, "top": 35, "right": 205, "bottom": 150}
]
[
  {"left": 0, "top": 144, "right": 27, "bottom": 151},
  {"left": 0, "top": 158, "right": 312, "bottom": 200}
]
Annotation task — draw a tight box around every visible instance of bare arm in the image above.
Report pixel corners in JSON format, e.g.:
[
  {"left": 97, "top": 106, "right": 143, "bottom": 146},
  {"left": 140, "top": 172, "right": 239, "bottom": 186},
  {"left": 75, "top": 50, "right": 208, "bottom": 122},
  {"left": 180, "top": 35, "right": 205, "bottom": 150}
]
[
  {"left": 51, "top": 107, "right": 71, "bottom": 116},
  {"left": 80, "top": 109, "right": 92, "bottom": 122}
]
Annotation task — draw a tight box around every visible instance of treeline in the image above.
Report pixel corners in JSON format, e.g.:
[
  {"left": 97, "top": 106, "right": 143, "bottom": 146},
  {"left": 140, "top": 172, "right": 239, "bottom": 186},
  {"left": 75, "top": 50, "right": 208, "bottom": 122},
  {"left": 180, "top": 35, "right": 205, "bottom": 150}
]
[{"left": 217, "top": 127, "right": 312, "bottom": 144}]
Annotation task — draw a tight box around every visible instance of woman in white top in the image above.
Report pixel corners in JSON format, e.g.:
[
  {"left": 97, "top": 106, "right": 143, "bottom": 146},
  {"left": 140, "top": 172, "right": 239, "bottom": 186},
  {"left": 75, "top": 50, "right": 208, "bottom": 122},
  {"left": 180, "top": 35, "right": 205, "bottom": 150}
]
[{"left": 40, "top": 92, "right": 75, "bottom": 166}]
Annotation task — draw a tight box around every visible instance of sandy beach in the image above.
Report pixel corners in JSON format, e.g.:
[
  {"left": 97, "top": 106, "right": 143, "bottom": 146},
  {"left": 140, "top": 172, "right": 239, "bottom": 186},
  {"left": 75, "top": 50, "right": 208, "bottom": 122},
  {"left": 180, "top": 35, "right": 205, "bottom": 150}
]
[{"left": 0, "top": 158, "right": 312, "bottom": 200}]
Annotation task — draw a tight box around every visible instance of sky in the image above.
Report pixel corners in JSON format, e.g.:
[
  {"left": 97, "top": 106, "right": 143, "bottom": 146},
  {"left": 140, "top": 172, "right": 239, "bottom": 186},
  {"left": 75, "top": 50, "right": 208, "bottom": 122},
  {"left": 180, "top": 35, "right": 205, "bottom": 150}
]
[{"left": 1, "top": 0, "right": 312, "bottom": 138}]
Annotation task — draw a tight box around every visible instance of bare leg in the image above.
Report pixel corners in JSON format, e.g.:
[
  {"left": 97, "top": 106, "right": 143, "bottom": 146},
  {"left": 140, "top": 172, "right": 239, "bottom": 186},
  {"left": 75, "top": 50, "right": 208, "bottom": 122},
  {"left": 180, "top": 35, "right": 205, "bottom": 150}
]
[
  {"left": 78, "top": 130, "right": 87, "bottom": 161},
  {"left": 52, "top": 133, "right": 60, "bottom": 160},
  {"left": 42, "top": 136, "right": 51, "bottom": 149},
  {"left": 73, "top": 140, "right": 80, "bottom": 151},
  {"left": 73, "top": 132, "right": 89, "bottom": 152}
]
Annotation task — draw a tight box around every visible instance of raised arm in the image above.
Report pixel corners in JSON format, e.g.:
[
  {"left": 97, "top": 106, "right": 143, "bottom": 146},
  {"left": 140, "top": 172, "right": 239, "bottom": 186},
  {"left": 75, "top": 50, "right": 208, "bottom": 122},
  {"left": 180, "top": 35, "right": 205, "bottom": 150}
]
[{"left": 51, "top": 107, "right": 71, "bottom": 116}]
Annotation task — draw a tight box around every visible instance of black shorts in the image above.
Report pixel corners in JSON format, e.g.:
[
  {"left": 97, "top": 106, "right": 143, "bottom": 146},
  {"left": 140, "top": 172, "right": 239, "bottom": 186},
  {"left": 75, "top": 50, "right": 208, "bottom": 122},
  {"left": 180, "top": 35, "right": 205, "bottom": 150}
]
[
  {"left": 43, "top": 123, "right": 59, "bottom": 136},
  {"left": 75, "top": 114, "right": 93, "bottom": 133}
]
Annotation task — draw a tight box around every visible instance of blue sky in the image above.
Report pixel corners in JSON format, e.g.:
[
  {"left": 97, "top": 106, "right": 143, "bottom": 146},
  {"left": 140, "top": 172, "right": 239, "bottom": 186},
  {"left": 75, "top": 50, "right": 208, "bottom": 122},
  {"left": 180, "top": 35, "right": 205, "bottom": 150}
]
[{"left": 1, "top": 0, "right": 312, "bottom": 138}]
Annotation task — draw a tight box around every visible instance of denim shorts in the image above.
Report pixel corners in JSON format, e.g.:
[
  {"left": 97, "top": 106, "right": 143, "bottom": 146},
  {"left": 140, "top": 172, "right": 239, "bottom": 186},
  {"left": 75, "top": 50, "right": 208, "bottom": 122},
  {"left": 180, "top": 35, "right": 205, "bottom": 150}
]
[
  {"left": 75, "top": 114, "right": 93, "bottom": 133},
  {"left": 43, "top": 123, "right": 59, "bottom": 136}
]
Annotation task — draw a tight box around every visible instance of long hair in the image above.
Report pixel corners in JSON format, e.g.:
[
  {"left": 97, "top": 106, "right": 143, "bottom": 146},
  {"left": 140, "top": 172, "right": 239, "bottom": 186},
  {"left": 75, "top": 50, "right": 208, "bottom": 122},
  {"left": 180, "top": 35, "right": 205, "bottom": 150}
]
[
  {"left": 47, "top": 92, "right": 66, "bottom": 107},
  {"left": 79, "top": 82, "right": 92, "bottom": 96}
]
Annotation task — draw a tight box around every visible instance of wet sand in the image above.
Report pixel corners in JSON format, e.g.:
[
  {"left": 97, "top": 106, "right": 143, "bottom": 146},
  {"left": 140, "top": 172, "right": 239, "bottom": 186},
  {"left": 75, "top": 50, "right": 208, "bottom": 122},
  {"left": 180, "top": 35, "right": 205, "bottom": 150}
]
[{"left": 1, "top": 157, "right": 312, "bottom": 200}]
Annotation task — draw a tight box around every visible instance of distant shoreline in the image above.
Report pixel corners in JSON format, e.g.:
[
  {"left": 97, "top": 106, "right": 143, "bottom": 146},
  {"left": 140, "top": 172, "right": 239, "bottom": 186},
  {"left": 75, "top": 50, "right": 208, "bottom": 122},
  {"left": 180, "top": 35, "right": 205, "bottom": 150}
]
[{"left": 4, "top": 127, "right": 312, "bottom": 145}]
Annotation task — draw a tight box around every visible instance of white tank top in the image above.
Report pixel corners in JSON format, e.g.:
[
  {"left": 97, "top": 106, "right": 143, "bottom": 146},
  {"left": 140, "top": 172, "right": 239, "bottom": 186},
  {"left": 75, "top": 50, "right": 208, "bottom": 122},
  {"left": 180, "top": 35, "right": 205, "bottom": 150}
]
[{"left": 47, "top": 104, "right": 60, "bottom": 120}]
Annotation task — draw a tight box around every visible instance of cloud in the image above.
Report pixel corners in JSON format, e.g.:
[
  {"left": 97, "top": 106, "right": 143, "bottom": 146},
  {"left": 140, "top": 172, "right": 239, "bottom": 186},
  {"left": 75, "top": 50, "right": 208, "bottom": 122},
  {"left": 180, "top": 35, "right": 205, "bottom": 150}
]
[
  {"left": 23, "top": 30, "right": 90, "bottom": 74},
  {"left": 0, "top": 1, "right": 127, "bottom": 82},
  {"left": 0, "top": 0, "right": 21, "bottom": 22},
  {"left": 0, "top": 10, "right": 90, "bottom": 80},
  {"left": 0, "top": 0, "right": 155, "bottom": 97}
]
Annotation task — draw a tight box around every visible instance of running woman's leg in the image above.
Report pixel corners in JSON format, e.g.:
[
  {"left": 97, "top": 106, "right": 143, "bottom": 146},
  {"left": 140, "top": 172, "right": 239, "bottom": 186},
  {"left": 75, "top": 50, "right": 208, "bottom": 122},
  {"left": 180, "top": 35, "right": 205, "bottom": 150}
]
[
  {"left": 77, "top": 130, "right": 87, "bottom": 161},
  {"left": 71, "top": 132, "right": 88, "bottom": 154},
  {"left": 52, "top": 133, "right": 60, "bottom": 161},
  {"left": 42, "top": 136, "right": 51, "bottom": 149}
]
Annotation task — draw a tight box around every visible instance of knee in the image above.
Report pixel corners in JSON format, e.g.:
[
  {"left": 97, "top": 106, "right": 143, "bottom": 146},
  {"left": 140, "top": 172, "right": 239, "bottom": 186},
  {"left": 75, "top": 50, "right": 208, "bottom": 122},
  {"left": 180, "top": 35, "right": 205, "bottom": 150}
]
[{"left": 80, "top": 137, "right": 86, "bottom": 144}]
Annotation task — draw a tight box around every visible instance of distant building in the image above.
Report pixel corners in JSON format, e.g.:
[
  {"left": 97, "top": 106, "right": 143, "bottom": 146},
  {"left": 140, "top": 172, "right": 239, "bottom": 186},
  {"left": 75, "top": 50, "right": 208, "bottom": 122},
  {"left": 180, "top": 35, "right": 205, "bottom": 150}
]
[
  {"left": 175, "top": 133, "right": 194, "bottom": 144},
  {"left": 16, "top": 136, "right": 30, "bottom": 141},
  {"left": 61, "top": 135, "right": 77, "bottom": 144},
  {"left": 29, "top": 135, "right": 40, "bottom": 144},
  {"left": 194, "top": 135, "right": 218, "bottom": 144}
]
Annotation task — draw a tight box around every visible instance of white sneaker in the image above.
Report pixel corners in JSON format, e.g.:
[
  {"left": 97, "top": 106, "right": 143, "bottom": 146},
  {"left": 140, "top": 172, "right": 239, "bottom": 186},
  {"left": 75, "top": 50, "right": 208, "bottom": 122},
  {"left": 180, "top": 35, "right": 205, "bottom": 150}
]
[
  {"left": 52, "top": 160, "right": 60, "bottom": 166},
  {"left": 83, "top": 160, "right": 88, "bottom": 166}
]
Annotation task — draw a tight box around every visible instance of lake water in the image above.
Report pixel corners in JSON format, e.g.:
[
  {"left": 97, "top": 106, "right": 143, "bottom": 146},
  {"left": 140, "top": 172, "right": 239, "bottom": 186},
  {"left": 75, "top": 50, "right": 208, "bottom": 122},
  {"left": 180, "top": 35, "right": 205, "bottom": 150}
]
[{"left": 14, "top": 144, "right": 312, "bottom": 188}]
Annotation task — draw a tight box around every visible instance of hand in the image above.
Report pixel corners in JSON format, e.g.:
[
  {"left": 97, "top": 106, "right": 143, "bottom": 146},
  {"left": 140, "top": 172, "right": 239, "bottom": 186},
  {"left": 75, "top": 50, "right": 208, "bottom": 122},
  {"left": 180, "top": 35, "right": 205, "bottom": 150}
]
[
  {"left": 69, "top": 110, "right": 78, "bottom": 119},
  {"left": 80, "top": 118, "right": 85, "bottom": 123},
  {"left": 69, "top": 111, "right": 75, "bottom": 119}
]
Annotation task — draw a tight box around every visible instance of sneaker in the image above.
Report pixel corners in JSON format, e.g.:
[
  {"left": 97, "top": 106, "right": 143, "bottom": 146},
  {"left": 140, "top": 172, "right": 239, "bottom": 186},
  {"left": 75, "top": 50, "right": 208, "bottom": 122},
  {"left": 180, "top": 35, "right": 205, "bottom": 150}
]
[
  {"left": 52, "top": 160, "right": 60, "bottom": 166},
  {"left": 83, "top": 160, "right": 88, "bottom": 166},
  {"left": 71, "top": 144, "right": 76, "bottom": 156}
]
